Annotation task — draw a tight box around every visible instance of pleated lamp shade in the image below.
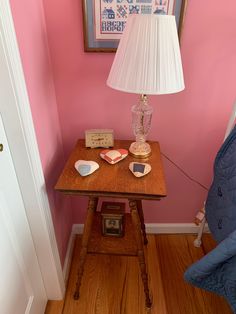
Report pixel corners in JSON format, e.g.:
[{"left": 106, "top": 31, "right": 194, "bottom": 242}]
[{"left": 107, "top": 14, "right": 185, "bottom": 95}]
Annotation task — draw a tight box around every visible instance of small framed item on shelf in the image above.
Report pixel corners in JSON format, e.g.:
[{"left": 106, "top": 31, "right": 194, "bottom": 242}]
[
  {"left": 85, "top": 129, "right": 114, "bottom": 148},
  {"left": 101, "top": 202, "right": 125, "bottom": 237}
]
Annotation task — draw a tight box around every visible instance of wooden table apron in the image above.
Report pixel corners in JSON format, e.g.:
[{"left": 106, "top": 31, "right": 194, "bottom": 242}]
[{"left": 55, "top": 139, "right": 167, "bottom": 309}]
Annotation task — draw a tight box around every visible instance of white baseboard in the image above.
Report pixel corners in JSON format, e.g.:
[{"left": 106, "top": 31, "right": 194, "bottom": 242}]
[
  {"left": 71, "top": 223, "right": 209, "bottom": 235},
  {"left": 62, "top": 232, "right": 76, "bottom": 283},
  {"left": 145, "top": 223, "right": 209, "bottom": 234},
  {"left": 72, "top": 224, "right": 84, "bottom": 235},
  {"left": 62, "top": 224, "right": 88, "bottom": 283},
  {"left": 63, "top": 222, "right": 209, "bottom": 281}
]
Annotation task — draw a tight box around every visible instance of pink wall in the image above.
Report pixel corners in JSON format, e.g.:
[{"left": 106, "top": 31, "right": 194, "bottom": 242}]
[
  {"left": 8, "top": 0, "right": 236, "bottom": 270},
  {"left": 42, "top": 0, "right": 236, "bottom": 224},
  {"left": 10, "top": 0, "right": 73, "bottom": 264}
]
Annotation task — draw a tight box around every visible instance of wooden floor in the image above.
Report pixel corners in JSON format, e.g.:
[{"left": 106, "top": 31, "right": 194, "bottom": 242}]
[{"left": 45, "top": 234, "right": 232, "bottom": 314}]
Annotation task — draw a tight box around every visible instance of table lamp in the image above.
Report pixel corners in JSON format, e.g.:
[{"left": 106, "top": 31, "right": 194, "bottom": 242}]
[{"left": 107, "top": 14, "right": 185, "bottom": 158}]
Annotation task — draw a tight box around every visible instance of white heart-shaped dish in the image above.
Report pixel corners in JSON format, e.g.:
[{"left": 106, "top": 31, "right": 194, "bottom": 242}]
[
  {"left": 75, "top": 160, "right": 99, "bottom": 176},
  {"left": 129, "top": 162, "right": 151, "bottom": 177}
]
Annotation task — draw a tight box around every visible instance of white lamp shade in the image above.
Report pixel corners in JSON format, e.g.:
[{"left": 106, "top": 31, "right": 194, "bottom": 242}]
[{"left": 107, "top": 14, "right": 185, "bottom": 95}]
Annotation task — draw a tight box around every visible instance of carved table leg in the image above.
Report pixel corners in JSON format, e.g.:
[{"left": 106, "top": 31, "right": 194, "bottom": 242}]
[
  {"left": 74, "top": 197, "right": 98, "bottom": 300},
  {"left": 136, "top": 200, "right": 148, "bottom": 245},
  {"left": 129, "top": 199, "right": 152, "bottom": 309}
]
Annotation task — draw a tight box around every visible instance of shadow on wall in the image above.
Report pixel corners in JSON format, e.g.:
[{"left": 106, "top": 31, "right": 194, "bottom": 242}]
[{"left": 43, "top": 142, "right": 73, "bottom": 265}]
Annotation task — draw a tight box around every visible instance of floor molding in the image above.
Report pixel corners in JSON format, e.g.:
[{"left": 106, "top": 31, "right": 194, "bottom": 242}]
[
  {"left": 145, "top": 223, "right": 209, "bottom": 234},
  {"left": 62, "top": 224, "right": 85, "bottom": 282},
  {"left": 62, "top": 232, "right": 76, "bottom": 284},
  {"left": 72, "top": 223, "right": 209, "bottom": 235}
]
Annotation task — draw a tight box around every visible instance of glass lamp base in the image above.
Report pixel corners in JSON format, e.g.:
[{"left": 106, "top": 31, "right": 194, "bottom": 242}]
[{"left": 129, "top": 141, "right": 151, "bottom": 158}]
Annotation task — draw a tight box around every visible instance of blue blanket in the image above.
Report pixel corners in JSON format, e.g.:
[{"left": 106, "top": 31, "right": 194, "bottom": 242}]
[
  {"left": 185, "top": 125, "right": 236, "bottom": 313},
  {"left": 185, "top": 230, "right": 236, "bottom": 312},
  {"left": 205, "top": 125, "right": 236, "bottom": 243}
]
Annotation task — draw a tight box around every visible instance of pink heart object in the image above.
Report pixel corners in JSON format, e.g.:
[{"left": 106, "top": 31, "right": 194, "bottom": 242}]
[{"left": 100, "top": 149, "right": 128, "bottom": 165}]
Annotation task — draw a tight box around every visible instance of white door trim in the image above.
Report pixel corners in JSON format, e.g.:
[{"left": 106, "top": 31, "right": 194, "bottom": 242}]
[{"left": 0, "top": 0, "right": 64, "bottom": 298}]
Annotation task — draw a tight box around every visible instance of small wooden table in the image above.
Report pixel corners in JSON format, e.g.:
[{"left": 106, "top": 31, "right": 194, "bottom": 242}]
[{"left": 55, "top": 140, "right": 167, "bottom": 308}]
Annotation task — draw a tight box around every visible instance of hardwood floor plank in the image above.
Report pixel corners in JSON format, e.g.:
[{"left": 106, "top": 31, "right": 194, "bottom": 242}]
[
  {"left": 63, "top": 236, "right": 147, "bottom": 314},
  {"left": 44, "top": 300, "right": 64, "bottom": 314},
  {"left": 86, "top": 254, "right": 129, "bottom": 314},
  {"left": 95, "top": 255, "right": 127, "bottom": 314},
  {"left": 156, "top": 234, "right": 216, "bottom": 314},
  {"left": 121, "top": 256, "right": 146, "bottom": 314},
  {"left": 150, "top": 234, "right": 230, "bottom": 314},
  {"left": 146, "top": 235, "right": 168, "bottom": 314},
  {"left": 62, "top": 236, "right": 83, "bottom": 313}
]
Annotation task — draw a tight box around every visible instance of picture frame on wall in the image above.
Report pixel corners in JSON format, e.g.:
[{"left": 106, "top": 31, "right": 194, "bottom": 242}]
[{"left": 82, "top": 0, "right": 188, "bottom": 52}]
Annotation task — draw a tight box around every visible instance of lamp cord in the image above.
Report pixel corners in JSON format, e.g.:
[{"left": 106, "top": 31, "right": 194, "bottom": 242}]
[{"left": 161, "top": 152, "right": 209, "bottom": 191}]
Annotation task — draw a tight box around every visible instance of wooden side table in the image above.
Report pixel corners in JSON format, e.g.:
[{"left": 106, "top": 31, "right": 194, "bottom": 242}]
[{"left": 55, "top": 140, "right": 167, "bottom": 309}]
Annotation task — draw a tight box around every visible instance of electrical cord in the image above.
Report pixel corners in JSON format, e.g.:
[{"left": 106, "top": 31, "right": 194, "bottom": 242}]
[{"left": 161, "top": 152, "right": 209, "bottom": 191}]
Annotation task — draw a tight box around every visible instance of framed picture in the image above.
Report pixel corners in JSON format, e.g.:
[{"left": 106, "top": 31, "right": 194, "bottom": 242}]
[
  {"left": 82, "top": 0, "right": 188, "bottom": 52},
  {"left": 101, "top": 202, "right": 125, "bottom": 237},
  {"left": 102, "top": 215, "right": 124, "bottom": 237}
]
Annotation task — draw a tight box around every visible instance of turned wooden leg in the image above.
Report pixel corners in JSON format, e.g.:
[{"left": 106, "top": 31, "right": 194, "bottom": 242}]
[
  {"left": 136, "top": 200, "right": 148, "bottom": 245},
  {"left": 74, "top": 197, "right": 98, "bottom": 300},
  {"left": 129, "top": 199, "right": 152, "bottom": 309}
]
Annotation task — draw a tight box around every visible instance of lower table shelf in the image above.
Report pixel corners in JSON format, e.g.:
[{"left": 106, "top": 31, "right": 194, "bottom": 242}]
[{"left": 88, "top": 212, "right": 138, "bottom": 256}]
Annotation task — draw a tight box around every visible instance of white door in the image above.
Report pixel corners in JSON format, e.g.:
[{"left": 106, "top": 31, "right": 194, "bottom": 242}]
[
  {"left": 0, "top": 115, "right": 47, "bottom": 314},
  {"left": 0, "top": 1, "right": 64, "bottom": 299}
]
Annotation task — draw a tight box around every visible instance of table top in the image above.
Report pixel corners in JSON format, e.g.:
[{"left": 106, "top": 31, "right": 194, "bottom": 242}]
[{"left": 55, "top": 140, "right": 167, "bottom": 200}]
